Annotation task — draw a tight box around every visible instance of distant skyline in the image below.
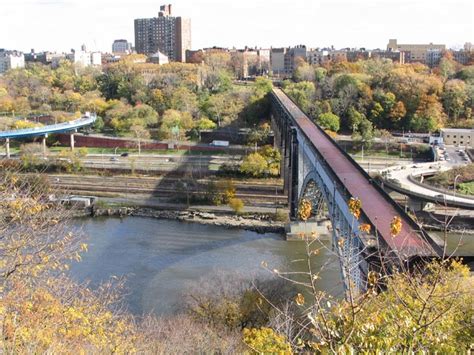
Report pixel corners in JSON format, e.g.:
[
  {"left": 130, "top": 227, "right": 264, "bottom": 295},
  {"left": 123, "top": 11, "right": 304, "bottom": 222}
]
[{"left": 1, "top": 0, "right": 473, "bottom": 53}]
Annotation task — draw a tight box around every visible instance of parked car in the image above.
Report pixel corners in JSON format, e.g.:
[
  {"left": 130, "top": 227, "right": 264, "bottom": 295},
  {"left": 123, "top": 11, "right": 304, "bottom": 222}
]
[
  {"left": 120, "top": 152, "right": 129, "bottom": 157},
  {"left": 110, "top": 157, "right": 118, "bottom": 162}
]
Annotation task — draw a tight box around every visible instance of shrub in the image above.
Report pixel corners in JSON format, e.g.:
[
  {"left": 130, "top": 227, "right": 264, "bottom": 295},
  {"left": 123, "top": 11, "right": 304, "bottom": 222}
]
[
  {"left": 243, "top": 327, "right": 292, "bottom": 354},
  {"left": 229, "top": 198, "right": 244, "bottom": 214},
  {"left": 274, "top": 209, "right": 289, "bottom": 222}
]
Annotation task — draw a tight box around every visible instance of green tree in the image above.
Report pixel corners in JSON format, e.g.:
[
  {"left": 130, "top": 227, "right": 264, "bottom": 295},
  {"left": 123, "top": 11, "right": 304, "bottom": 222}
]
[
  {"left": 442, "top": 79, "right": 468, "bottom": 121},
  {"left": 317, "top": 112, "right": 340, "bottom": 132}
]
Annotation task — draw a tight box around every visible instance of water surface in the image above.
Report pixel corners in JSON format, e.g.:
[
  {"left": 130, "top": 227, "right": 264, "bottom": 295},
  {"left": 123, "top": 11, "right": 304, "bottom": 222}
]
[{"left": 70, "top": 217, "right": 342, "bottom": 315}]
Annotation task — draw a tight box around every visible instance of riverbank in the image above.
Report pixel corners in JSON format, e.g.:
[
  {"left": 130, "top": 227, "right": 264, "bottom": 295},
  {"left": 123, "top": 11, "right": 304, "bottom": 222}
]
[
  {"left": 416, "top": 212, "right": 474, "bottom": 235},
  {"left": 72, "top": 207, "right": 286, "bottom": 234}
]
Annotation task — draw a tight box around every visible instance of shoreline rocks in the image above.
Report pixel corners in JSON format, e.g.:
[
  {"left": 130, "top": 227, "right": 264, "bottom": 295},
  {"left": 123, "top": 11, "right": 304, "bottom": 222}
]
[
  {"left": 72, "top": 206, "right": 474, "bottom": 235},
  {"left": 75, "top": 207, "right": 286, "bottom": 234}
]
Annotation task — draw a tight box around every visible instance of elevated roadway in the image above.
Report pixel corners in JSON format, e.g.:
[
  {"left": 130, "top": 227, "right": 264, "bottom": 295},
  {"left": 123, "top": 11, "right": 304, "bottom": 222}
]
[
  {"left": 382, "top": 162, "right": 474, "bottom": 209},
  {"left": 1, "top": 113, "right": 97, "bottom": 158}
]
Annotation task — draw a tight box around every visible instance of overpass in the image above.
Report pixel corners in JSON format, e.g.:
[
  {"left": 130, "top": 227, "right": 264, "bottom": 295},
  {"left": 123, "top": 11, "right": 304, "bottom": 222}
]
[
  {"left": 382, "top": 163, "right": 474, "bottom": 210},
  {"left": 271, "top": 88, "right": 442, "bottom": 293},
  {"left": 0, "top": 113, "right": 97, "bottom": 158}
]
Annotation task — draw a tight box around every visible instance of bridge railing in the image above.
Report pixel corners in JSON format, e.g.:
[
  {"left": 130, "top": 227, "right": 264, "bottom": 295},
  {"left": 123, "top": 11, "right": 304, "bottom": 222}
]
[{"left": 272, "top": 89, "right": 442, "bottom": 257}]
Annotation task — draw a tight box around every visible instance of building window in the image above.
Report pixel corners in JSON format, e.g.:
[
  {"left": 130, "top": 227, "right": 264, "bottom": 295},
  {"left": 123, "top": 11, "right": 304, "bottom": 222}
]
[{"left": 453, "top": 141, "right": 456, "bottom": 144}]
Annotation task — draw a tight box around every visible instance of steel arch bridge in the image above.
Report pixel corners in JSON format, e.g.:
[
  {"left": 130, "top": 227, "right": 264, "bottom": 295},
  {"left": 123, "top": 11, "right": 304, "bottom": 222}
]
[{"left": 271, "top": 88, "right": 442, "bottom": 293}]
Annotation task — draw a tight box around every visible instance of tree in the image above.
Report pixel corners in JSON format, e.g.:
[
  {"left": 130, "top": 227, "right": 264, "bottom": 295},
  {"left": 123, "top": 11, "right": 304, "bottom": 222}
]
[
  {"left": 317, "top": 112, "right": 340, "bottom": 132},
  {"left": 284, "top": 81, "right": 316, "bottom": 113},
  {"left": 195, "top": 117, "right": 216, "bottom": 131},
  {"left": 411, "top": 94, "right": 445, "bottom": 132},
  {"left": 260, "top": 145, "right": 281, "bottom": 176},
  {"left": 130, "top": 123, "right": 150, "bottom": 155},
  {"left": 294, "top": 62, "right": 315, "bottom": 82},
  {"left": 438, "top": 52, "right": 456, "bottom": 80},
  {"left": 240, "top": 152, "right": 268, "bottom": 177},
  {"left": 170, "top": 86, "right": 199, "bottom": 117},
  {"left": 353, "top": 117, "right": 374, "bottom": 148},
  {"left": 240, "top": 146, "right": 281, "bottom": 177},
  {"left": 377, "top": 129, "right": 392, "bottom": 153},
  {"left": 347, "top": 107, "right": 365, "bottom": 132},
  {"left": 206, "top": 92, "right": 244, "bottom": 127},
  {"left": 389, "top": 101, "right": 406, "bottom": 125},
  {"left": 254, "top": 77, "right": 273, "bottom": 96},
  {"left": 442, "top": 79, "right": 468, "bottom": 121},
  {"left": 158, "top": 109, "right": 193, "bottom": 140},
  {"left": 19, "top": 143, "right": 47, "bottom": 168},
  {"left": 0, "top": 171, "right": 140, "bottom": 353},
  {"left": 93, "top": 115, "right": 104, "bottom": 132}
]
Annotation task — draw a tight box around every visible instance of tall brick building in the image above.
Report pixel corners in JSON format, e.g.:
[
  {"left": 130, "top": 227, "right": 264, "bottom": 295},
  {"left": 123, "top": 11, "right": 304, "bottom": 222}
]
[{"left": 134, "top": 4, "right": 191, "bottom": 62}]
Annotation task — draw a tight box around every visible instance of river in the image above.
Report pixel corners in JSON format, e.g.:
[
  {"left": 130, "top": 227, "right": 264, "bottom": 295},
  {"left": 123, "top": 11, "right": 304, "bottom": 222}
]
[{"left": 69, "top": 217, "right": 343, "bottom": 316}]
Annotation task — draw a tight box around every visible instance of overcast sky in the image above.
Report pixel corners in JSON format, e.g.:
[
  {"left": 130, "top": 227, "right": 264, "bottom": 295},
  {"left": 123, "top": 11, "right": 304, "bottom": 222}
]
[{"left": 1, "top": 0, "right": 473, "bottom": 53}]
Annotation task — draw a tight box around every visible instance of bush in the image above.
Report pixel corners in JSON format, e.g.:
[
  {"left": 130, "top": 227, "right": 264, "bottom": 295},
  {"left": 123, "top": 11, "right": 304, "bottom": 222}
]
[
  {"left": 240, "top": 152, "right": 268, "bottom": 177},
  {"left": 317, "top": 112, "right": 340, "bottom": 132},
  {"left": 274, "top": 209, "right": 289, "bottom": 222},
  {"left": 229, "top": 198, "right": 244, "bottom": 214},
  {"left": 243, "top": 327, "right": 292, "bottom": 354},
  {"left": 183, "top": 272, "right": 295, "bottom": 332}
]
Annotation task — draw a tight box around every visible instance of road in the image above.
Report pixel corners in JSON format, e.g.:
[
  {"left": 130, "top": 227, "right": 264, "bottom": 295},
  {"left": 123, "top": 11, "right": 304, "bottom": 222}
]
[
  {"left": 382, "top": 160, "right": 474, "bottom": 208},
  {"left": 79, "top": 153, "right": 240, "bottom": 173}
]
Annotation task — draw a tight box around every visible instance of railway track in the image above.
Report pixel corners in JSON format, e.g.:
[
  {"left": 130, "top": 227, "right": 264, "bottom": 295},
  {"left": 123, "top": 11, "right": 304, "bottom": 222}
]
[{"left": 42, "top": 174, "right": 288, "bottom": 203}]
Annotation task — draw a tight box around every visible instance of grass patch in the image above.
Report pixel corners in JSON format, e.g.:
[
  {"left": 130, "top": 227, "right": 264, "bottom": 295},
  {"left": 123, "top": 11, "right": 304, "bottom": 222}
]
[
  {"left": 458, "top": 181, "right": 474, "bottom": 196},
  {"left": 425, "top": 164, "right": 474, "bottom": 192}
]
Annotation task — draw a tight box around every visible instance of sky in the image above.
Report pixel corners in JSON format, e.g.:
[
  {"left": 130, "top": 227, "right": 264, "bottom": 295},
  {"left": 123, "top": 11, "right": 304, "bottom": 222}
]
[{"left": 1, "top": 0, "right": 473, "bottom": 53}]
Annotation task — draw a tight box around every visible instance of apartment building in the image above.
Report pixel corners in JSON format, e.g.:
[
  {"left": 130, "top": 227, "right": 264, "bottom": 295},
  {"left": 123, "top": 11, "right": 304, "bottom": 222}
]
[
  {"left": 134, "top": 4, "right": 191, "bottom": 62},
  {"left": 0, "top": 50, "right": 24, "bottom": 74},
  {"left": 270, "top": 48, "right": 287, "bottom": 77},
  {"left": 387, "top": 39, "right": 445, "bottom": 65}
]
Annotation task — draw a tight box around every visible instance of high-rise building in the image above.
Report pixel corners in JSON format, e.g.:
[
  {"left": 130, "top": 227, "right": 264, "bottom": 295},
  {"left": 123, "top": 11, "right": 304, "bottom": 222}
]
[
  {"left": 112, "top": 39, "right": 132, "bottom": 54},
  {"left": 134, "top": 4, "right": 191, "bottom": 62}
]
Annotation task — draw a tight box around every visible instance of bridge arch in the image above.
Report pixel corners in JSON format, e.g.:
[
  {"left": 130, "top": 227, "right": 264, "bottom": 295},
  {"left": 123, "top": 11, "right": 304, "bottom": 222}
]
[{"left": 297, "top": 170, "right": 331, "bottom": 222}]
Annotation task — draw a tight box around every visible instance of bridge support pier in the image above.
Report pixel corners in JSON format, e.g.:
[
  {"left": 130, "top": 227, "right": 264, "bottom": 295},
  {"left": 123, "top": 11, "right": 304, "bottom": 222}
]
[
  {"left": 5, "top": 138, "right": 10, "bottom": 159},
  {"left": 70, "top": 133, "right": 75, "bottom": 151},
  {"left": 407, "top": 196, "right": 434, "bottom": 212}
]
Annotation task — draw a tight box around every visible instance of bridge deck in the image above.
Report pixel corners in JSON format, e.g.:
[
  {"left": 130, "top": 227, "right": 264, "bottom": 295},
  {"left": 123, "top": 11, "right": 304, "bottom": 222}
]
[{"left": 273, "top": 88, "right": 436, "bottom": 258}]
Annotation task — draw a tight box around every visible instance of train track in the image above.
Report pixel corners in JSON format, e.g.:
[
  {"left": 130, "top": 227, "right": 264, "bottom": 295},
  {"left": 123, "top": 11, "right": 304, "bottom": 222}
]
[{"left": 43, "top": 174, "right": 288, "bottom": 203}]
